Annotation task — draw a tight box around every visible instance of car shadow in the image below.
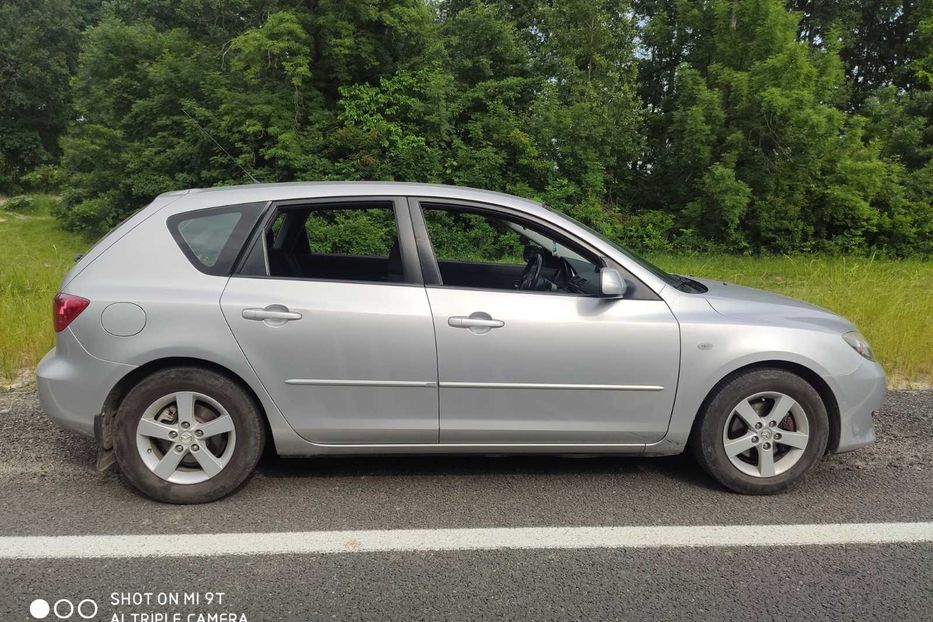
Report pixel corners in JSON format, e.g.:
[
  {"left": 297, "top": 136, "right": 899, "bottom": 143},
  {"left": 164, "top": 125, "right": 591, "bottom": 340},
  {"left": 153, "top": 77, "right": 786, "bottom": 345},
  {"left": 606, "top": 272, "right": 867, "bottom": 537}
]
[
  {"left": 35, "top": 414, "right": 719, "bottom": 493},
  {"left": 255, "top": 451, "right": 721, "bottom": 491}
]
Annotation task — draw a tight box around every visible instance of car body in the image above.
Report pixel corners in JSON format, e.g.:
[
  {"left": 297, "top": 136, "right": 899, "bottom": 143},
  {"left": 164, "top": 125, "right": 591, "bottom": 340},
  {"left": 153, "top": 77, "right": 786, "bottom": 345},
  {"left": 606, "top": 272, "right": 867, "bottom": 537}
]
[{"left": 36, "top": 182, "right": 885, "bottom": 502}]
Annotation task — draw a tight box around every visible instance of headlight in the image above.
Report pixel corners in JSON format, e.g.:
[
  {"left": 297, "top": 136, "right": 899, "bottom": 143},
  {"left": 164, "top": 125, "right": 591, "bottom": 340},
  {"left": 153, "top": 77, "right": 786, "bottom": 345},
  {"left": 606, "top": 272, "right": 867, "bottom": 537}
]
[{"left": 842, "top": 331, "right": 874, "bottom": 361}]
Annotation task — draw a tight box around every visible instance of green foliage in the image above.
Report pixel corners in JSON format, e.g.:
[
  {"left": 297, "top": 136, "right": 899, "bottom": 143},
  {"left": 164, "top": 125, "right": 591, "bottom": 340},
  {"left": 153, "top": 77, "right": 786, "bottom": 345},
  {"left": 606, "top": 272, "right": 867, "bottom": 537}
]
[
  {"left": 0, "top": 210, "right": 90, "bottom": 381},
  {"left": 21, "top": 165, "right": 64, "bottom": 193},
  {"left": 305, "top": 209, "right": 399, "bottom": 256},
  {"left": 0, "top": 0, "right": 81, "bottom": 192},
  {"left": 2, "top": 195, "right": 38, "bottom": 214},
  {"left": 336, "top": 67, "right": 453, "bottom": 181},
  {"left": 788, "top": 0, "right": 928, "bottom": 107},
  {"left": 0, "top": 0, "right": 922, "bottom": 256},
  {"left": 860, "top": 85, "right": 933, "bottom": 256},
  {"left": 1, "top": 194, "right": 60, "bottom": 215},
  {"left": 917, "top": 11, "right": 933, "bottom": 88},
  {"left": 635, "top": 0, "right": 932, "bottom": 256},
  {"left": 424, "top": 210, "right": 524, "bottom": 263},
  {"left": 616, "top": 210, "right": 677, "bottom": 253},
  {"left": 684, "top": 164, "right": 751, "bottom": 250}
]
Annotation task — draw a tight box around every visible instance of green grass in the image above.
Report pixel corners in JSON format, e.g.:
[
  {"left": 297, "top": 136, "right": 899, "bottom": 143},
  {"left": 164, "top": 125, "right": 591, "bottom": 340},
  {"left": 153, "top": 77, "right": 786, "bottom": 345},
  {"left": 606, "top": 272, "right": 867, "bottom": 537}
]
[
  {"left": 0, "top": 204, "right": 929, "bottom": 387},
  {"left": 649, "top": 254, "right": 933, "bottom": 387},
  {"left": 0, "top": 199, "right": 91, "bottom": 382}
]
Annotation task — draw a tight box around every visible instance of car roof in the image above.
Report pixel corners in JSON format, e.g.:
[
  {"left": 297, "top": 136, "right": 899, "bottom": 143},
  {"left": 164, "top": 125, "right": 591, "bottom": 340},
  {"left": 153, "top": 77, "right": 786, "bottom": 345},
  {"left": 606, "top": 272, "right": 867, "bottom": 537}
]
[{"left": 164, "top": 181, "right": 552, "bottom": 218}]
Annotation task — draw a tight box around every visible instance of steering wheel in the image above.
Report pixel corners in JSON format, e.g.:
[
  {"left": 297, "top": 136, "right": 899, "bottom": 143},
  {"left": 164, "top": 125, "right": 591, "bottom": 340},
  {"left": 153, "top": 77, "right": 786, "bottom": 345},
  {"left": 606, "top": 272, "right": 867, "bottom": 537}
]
[{"left": 519, "top": 248, "right": 545, "bottom": 290}]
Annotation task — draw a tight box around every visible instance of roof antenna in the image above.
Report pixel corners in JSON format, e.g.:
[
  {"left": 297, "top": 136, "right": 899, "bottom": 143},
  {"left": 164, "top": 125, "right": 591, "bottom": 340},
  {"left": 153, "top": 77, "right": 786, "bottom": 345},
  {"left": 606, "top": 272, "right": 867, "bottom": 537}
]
[{"left": 181, "top": 107, "right": 261, "bottom": 184}]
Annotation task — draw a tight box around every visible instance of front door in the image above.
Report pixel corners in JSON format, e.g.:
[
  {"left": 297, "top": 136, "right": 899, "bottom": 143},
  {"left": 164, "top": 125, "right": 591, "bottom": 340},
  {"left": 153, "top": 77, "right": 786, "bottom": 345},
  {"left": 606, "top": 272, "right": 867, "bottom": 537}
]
[
  {"left": 221, "top": 198, "right": 438, "bottom": 444},
  {"left": 413, "top": 200, "right": 680, "bottom": 445}
]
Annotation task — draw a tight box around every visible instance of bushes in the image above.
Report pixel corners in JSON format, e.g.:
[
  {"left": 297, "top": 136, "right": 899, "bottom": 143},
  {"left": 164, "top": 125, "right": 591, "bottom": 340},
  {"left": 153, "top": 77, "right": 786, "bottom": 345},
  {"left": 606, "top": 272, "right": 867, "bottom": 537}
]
[
  {"left": 1, "top": 194, "right": 60, "bottom": 214},
  {"left": 21, "top": 165, "right": 63, "bottom": 193},
  {"left": 615, "top": 210, "right": 676, "bottom": 253},
  {"left": 26, "top": 0, "right": 932, "bottom": 257},
  {"left": 2, "top": 195, "right": 38, "bottom": 213}
]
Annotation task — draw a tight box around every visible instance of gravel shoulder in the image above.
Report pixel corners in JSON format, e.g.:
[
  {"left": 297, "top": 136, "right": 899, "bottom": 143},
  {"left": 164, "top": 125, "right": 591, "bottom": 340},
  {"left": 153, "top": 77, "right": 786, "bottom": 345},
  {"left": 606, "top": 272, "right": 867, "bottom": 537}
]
[
  {"left": 824, "top": 389, "right": 932, "bottom": 472},
  {"left": 0, "top": 388, "right": 930, "bottom": 536},
  {"left": 2, "top": 387, "right": 930, "bottom": 480},
  {"left": 1, "top": 389, "right": 931, "bottom": 621}
]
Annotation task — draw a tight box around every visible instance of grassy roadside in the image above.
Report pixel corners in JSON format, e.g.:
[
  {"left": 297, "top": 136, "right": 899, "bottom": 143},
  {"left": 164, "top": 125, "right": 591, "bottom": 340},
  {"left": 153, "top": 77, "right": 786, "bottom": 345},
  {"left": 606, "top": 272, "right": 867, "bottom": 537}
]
[
  {"left": 650, "top": 254, "right": 933, "bottom": 387},
  {"left": 0, "top": 200, "right": 91, "bottom": 383},
  {"left": 0, "top": 203, "right": 929, "bottom": 386}
]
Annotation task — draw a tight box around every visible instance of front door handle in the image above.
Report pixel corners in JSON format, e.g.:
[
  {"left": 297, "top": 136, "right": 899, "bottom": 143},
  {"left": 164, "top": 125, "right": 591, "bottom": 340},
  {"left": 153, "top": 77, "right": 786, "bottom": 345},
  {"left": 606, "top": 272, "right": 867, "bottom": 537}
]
[
  {"left": 242, "top": 305, "right": 302, "bottom": 326},
  {"left": 448, "top": 312, "right": 504, "bottom": 334},
  {"left": 448, "top": 316, "right": 504, "bottom": 329}
]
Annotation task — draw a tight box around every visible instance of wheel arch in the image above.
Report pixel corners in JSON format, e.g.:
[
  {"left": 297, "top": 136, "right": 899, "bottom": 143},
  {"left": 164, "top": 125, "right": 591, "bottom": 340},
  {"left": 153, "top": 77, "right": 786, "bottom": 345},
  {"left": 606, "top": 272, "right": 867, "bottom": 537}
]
[
  {"left": 100, "top": 356, "right": 277, "bottom": 455},
  {"left": 690, "top": 360, "right": 841, "bottom": 453}
]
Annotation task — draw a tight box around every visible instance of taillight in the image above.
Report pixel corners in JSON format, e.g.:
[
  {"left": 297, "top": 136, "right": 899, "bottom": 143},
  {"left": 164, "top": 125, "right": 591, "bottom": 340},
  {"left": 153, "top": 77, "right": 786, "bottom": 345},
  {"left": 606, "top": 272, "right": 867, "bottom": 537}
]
[{"left": 53, "top": 293, "right": 90, "bottom": 333}]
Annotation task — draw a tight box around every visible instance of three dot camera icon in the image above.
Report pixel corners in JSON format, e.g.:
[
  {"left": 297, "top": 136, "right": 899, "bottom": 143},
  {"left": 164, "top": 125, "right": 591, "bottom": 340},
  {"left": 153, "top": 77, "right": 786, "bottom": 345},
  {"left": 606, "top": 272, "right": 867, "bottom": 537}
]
[{"left": 30, "top": 598, "right": 98, "bottom": 620}]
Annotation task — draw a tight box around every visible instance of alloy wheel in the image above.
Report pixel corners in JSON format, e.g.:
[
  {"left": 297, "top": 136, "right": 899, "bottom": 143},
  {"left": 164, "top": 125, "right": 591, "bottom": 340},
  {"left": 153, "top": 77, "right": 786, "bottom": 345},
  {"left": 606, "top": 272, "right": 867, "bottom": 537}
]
[
  {"left": 135, "top": 391, "right": 237, "bottom": 484},
  {"left": 721, "top": 391, "right": 810, "bottom": 478}
]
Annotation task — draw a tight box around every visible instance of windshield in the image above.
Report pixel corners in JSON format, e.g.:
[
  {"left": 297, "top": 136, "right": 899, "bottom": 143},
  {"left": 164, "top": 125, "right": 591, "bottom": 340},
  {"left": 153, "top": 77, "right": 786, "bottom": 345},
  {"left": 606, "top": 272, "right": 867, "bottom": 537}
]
[
  {"left": 505, "top": 221, "right": 587, "bottom": 262},
  {"left": 546, "top": 208, "right": 681, "bottom": 287}
]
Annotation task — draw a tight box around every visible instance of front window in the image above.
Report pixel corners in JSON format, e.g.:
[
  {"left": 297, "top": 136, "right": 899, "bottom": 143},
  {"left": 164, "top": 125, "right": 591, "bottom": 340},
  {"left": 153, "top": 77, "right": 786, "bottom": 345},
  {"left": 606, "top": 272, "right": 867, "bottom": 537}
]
[
  {"left": 421, "top": 204, "right": 604, "bottom": 296},
  {"left": 549, "top": 209, "right": 706, "bottom": 292}
]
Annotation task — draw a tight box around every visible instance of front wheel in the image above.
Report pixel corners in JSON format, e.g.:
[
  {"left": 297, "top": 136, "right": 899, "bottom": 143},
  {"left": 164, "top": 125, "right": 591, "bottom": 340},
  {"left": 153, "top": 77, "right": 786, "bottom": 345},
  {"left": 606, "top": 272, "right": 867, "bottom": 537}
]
[
  {"left": 113, "top": 367, "right": 265, "bottom": 503},
  {"left": 690, "top": 369, "right": 829, "bottom": 495}
]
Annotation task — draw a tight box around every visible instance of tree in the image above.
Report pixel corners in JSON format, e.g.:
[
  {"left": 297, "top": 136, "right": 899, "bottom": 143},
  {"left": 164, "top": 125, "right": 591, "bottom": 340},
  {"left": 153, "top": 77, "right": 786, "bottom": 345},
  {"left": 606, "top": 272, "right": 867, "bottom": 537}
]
[
  {"left": 441, "top": 2, "right": 545, "bottom": 193},
  {"left": 633, "top": 0, "right": 928, "bottom": 254},
  {"left": 46, "top": 0, "right": 931, "bottom": 256},
  {"left": 0, "top": 0, "right": 81, "bottom": 191},
  {"left": 528, "top": 0, "right": 644, "bottom": 228},
  {"left": 787, "top": 0, "right": 927, "bottom": 108}
]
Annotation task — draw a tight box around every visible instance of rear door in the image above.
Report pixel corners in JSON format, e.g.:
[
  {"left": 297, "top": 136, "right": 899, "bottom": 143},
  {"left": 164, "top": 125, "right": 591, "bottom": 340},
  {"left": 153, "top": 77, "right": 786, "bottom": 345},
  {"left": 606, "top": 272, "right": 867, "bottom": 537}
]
[
  {"left": 220, "top": 197, "right": 439, "bottom": 444},
  {"left": 411, "top": 198, "right": 680, "bottom": 445}
]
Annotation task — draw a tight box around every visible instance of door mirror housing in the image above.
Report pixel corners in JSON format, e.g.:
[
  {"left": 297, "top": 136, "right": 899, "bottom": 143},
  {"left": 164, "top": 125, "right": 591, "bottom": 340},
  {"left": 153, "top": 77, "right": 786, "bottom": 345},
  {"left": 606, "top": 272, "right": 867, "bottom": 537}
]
[{"left": 600, "top": 268, "right": 627, "bottom": 298}]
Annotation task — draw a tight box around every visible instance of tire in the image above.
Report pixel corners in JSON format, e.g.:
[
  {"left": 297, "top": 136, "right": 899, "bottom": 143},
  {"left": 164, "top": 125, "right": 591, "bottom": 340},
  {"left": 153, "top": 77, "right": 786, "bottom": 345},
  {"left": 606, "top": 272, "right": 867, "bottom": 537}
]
[
  {"left": 113, "top": 367, "right": 265, "bottom": 504},
  {"left": 690, "top": 368, "right": 829, "bottom": 495}
]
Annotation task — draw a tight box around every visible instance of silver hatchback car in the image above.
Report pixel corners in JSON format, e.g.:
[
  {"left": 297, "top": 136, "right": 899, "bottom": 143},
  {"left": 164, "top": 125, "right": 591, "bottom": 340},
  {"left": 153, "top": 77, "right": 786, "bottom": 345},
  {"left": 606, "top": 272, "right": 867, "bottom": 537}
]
[{"left": 37, "top": 182, "right": 884, "bottom": 503}]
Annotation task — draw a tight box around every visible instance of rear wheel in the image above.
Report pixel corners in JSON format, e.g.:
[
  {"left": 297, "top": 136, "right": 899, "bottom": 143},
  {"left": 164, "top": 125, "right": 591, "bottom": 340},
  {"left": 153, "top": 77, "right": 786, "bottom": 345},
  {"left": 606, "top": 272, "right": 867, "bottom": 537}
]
[
  {"left": 113, "top": 367, "right": 265, "bottom": 503},
  {"left": 691, "top": 369, "right": 829, "bottom": 494}
]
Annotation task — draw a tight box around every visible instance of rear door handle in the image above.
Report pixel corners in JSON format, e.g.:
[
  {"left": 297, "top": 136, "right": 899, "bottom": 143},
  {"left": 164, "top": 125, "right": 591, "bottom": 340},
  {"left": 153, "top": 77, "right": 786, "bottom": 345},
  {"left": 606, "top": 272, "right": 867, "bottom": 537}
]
[
  {"left": 448, "top": 316, "right": 504, "bottom": 328},
  {"left": 242, "top": 305, "right": 302, "bottom": 324}
]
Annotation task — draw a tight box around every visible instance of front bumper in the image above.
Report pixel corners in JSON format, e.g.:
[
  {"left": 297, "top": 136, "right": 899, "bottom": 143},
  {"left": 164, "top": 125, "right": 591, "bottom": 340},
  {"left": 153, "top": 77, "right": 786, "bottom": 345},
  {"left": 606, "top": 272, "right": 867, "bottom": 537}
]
[
  {"left": 827, "top": 357, "right": 885, "bottom": 453},
  {"left": 35, "top": 329, "right": 134, "bottom": 437}
]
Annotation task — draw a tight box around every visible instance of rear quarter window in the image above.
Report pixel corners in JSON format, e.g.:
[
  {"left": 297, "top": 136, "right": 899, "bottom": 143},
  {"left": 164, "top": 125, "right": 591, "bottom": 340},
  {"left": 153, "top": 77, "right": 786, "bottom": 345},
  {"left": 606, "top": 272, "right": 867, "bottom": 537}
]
[{"left": 167, "top": 202, "right": 267, "bottom": 275}]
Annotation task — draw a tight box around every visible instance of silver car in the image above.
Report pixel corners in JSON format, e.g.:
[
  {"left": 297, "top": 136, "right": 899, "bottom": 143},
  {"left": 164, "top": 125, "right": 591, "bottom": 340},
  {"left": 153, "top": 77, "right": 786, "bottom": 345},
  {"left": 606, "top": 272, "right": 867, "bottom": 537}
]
[{"left": 37, "top": 182, "right": 884, "bottom": 503}]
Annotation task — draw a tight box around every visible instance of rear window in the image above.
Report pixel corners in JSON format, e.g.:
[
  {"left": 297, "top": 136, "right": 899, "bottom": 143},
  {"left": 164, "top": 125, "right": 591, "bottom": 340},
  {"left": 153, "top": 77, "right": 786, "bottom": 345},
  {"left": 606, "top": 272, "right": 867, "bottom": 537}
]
[{"left": 167, "top": 202, "right": 266, "bottom": 275}]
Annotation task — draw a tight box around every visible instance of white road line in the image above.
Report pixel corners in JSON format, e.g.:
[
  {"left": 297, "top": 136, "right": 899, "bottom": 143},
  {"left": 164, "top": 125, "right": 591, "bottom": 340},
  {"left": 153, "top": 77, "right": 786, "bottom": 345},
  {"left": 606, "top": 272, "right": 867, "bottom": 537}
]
[{"left": 2, "top": 522, "right": 932, "bottom": 559}]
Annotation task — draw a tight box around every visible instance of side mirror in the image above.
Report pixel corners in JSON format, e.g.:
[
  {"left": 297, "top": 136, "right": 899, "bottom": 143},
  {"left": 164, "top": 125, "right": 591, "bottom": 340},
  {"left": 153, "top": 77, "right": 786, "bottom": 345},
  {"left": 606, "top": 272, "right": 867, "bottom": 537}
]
[{"left": 600, "top": 268, "right": 627, "bottom": 298}]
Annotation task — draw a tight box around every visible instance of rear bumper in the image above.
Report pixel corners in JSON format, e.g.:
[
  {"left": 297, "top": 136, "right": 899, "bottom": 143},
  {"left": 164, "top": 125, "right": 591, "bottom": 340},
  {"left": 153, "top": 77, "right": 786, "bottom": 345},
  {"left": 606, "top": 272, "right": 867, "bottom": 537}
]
[
  {"left": 828, "top": 358, "right": 885, "bottom": 453},
  {"left": 35, "top": 329, "right": 134, "bottom": 438}
]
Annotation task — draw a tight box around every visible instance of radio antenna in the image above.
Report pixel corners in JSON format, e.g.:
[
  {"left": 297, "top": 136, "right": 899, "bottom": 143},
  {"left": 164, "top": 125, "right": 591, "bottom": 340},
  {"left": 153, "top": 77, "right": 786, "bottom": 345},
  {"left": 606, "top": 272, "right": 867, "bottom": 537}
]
[{"left": 181, "top": 107, "right": 261, "bottom": 184}]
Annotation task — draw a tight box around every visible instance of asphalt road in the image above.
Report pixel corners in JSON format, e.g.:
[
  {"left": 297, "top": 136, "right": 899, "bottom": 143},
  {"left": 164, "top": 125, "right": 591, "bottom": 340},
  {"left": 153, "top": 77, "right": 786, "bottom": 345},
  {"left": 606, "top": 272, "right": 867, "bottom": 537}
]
[{"left": 1, "top": 388, "right": 931, "bottom": 620}]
